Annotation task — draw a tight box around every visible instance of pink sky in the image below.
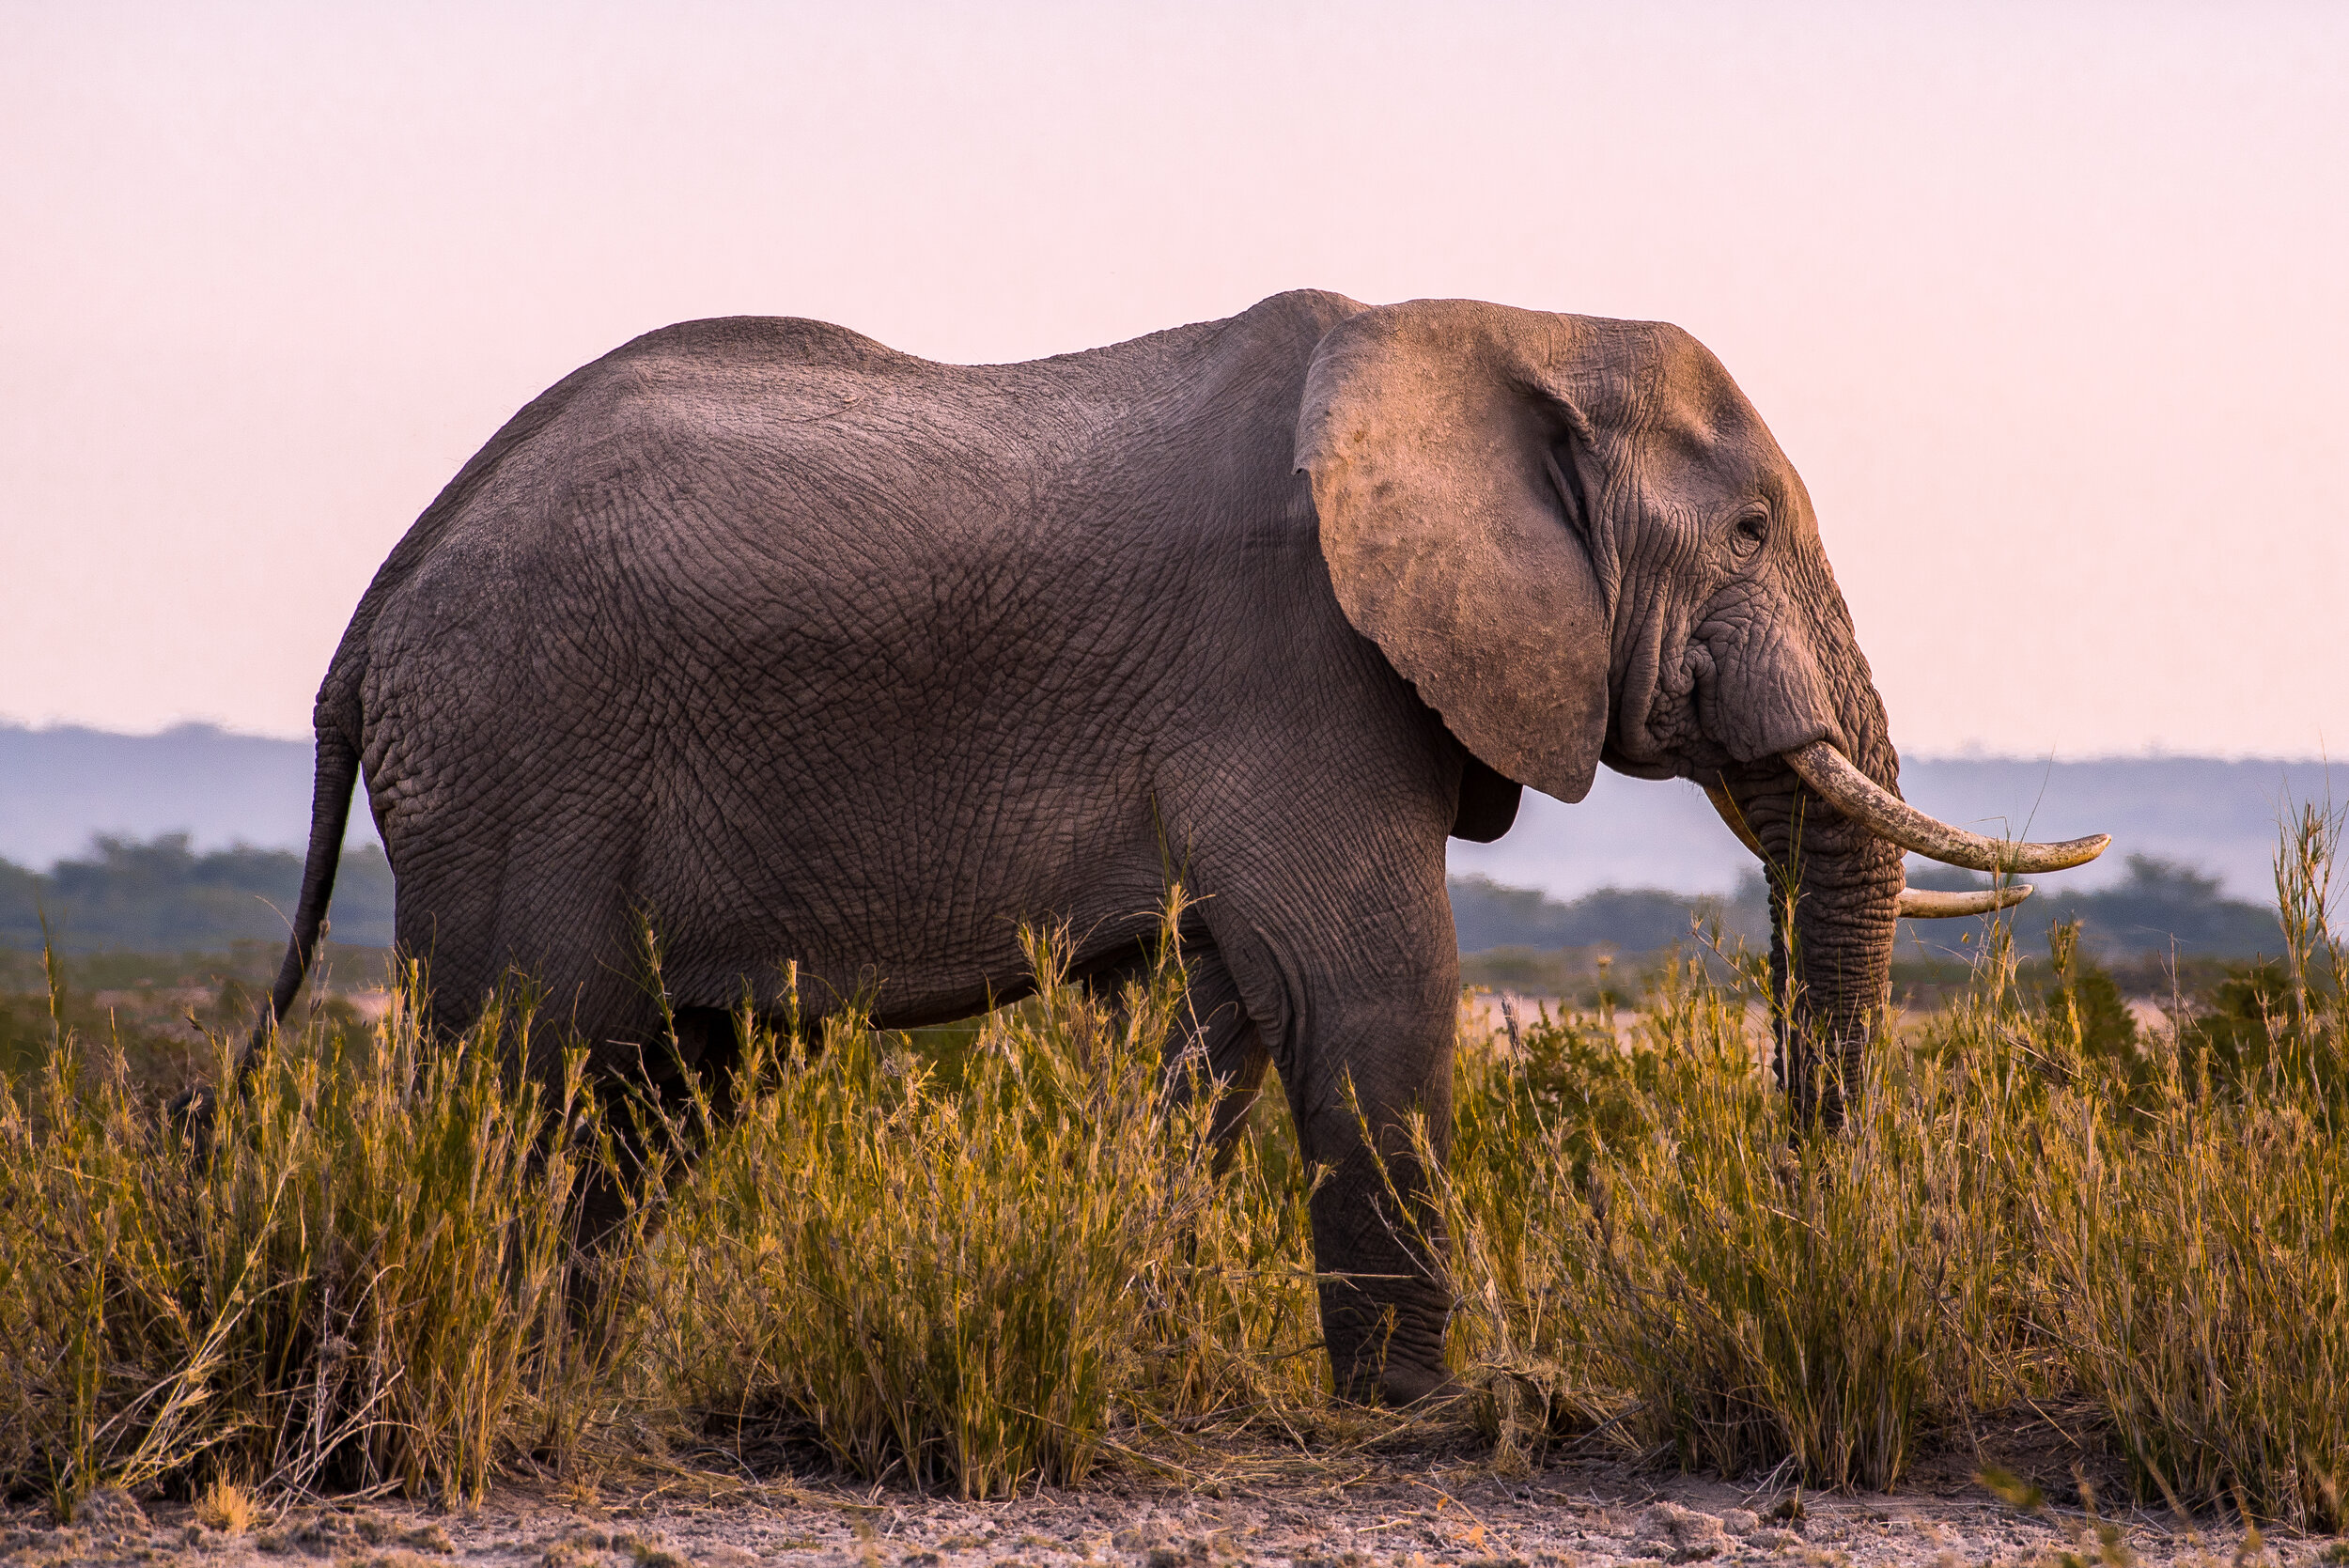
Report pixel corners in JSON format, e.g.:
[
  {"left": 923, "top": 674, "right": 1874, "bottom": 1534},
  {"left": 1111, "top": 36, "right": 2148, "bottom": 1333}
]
[{"left": 3, "top": 1, "right": 2343, "bottom": 758}]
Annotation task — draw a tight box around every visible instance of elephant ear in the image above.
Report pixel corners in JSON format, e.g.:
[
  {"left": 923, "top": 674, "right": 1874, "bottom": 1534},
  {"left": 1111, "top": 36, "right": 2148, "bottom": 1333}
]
[{"left": 1297, "top": 300, "right": 1613, "bottom": 804}]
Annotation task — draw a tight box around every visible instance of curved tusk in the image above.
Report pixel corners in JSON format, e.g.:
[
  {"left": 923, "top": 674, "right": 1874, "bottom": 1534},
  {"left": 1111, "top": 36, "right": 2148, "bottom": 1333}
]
[
  {"left": 1717, "top": 771, "right": 2040, "bottom": 917},
  {"left": 1703, "top": 783, "right": 1766, "bottom": 860},
  {"left": 1899, "top": 883, "right": 2034, "bottom": 919},
  {"left": 1784, "top": 741, "right": 2111, "bottom": 874}
]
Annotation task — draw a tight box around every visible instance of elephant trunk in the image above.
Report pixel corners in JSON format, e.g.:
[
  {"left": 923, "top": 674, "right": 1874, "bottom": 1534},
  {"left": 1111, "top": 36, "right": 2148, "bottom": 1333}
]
[
  {"left": 1721, "top": 750, "right": 1906, "bottom": 1126},
  {"left": 1690, "top": 558, "right": 2109, "bottom": 1122},
  {"left": 1707, "top": 737, "right": 2110, "bottom": 1124}
]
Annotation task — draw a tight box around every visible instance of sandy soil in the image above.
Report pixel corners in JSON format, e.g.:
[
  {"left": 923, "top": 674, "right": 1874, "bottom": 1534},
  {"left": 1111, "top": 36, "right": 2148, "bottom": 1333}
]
[{"left": 8, "top": 1435, "right": 2324, "bottom": 1568}]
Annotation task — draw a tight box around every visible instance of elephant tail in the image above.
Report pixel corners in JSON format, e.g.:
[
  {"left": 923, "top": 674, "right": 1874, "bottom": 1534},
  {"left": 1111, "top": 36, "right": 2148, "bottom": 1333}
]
[{"left": 240, "top": 725, "right": 364, "bottom": 1079}]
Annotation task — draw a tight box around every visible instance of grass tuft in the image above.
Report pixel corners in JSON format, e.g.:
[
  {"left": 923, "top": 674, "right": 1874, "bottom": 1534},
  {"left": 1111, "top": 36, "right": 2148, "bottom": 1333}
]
[
  {"left": 0, "top": 972, "right": 592, "bottom": 1509},
  {"left": 2019, "top": 800, "right": 2349, "bottom": 1530},
  {"left": 639, "top": 895, "right": 1323, "bottom": 1497},
  {"left": 193, "top": 1477, "right": 259, "bottom": 1533},
  {"left": 1426, "top": 956, "right": 2016, "bottom": 1490}
]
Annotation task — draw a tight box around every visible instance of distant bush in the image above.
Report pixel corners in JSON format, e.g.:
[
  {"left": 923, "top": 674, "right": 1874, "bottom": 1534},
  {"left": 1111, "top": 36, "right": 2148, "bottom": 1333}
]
[
  {"left": 1904, "top": 854, "right": 2281, "bottom": 963},
  {"left": 0, "top": 938, "right": 397, "bottom": 1112},
  {"left": 1463, "top": 854, "right": 2282, "bottom": 974},
  {"left": 5, "top": 839, "right": 2276, "bottom": 970},
  {"left": 1448, "top": 874, "right": 1751, "bottom": 955}
]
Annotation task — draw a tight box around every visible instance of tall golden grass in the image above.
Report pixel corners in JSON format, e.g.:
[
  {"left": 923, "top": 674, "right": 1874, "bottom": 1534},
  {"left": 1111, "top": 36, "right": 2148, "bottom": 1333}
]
[
  {"left": 0, "top": 973, "right": 586, "bottom": 1512},
  {"left": 2018, "top": 801, "right": 2349, "bottom": 1528},
  {"left": 632, "top": 907, "right": 1324, "bottom": 1496},
  {"left": 0, "top": 815, "right": 2341, "bottom": 1524}
]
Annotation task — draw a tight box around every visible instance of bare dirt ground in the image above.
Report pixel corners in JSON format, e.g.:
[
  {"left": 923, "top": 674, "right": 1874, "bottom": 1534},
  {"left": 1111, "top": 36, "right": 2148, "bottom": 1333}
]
[{"left": 8, "top": 1424, "right": 2324, "bottom": 1568}]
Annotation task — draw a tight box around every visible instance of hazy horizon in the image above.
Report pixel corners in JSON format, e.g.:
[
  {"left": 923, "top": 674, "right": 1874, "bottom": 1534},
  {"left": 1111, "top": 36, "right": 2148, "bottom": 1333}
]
[
  {"left": 4, "top": 2, "right": 2344, "bottom": 755},
  {"left": 6, "top": 722, "right": 2332, "bottom": 900},
  {"left": 5, "top": 716, "right": 2337, "bottom": 767}
]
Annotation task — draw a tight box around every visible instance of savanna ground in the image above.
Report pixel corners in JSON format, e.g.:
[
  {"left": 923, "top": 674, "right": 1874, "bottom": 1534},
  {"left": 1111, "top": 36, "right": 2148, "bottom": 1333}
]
[{"left": 6, "top": 813, "right": 2348, "bottom": 1568}]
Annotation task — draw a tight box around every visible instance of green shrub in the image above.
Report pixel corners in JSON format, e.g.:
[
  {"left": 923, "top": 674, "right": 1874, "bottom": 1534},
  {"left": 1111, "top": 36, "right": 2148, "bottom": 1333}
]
[{"left": 2044, "top": 922, "right": 2146, "bottom": 1096}]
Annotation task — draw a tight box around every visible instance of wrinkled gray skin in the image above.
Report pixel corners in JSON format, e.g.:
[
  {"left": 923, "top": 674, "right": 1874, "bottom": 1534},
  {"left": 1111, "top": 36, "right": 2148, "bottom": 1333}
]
[{"left": 262, "top": 292, "right": 1904, "bottom": 1405}]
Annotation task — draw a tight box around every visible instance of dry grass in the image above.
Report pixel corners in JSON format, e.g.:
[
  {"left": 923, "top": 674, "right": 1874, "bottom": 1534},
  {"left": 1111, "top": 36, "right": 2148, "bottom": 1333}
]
[
  {"left": 192, "top": 1477, "right": 258, "bottom": 1533},
  {"left": 1411, "top": 800, "right": 2348, "bottom": 1516},
  {"left": 1, "top": 821, "right": 2344, "bottom": 1527},
  {"left": 1417, "top": 955, "right": 2018, "bottom": 1490},
  {"left": 2016, "top": 801, "right": 2349, "bottom": 1529},
  {"left": 633, "top": 898, "right": 1323, "bottom": 1497},
  {"left": 0, "top": 972, "right": 589, "bottom": 1512}
]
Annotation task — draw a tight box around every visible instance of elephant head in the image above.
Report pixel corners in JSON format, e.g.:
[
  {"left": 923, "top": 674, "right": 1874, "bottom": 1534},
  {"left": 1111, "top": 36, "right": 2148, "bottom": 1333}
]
[{"left": 1296, "top": 300, "right": 2105, "bottom": 1119}]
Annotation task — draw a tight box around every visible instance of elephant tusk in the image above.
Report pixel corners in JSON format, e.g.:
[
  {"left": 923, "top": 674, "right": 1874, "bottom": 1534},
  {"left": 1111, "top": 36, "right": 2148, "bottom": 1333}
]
[
  {"left": 1783, "top": 741, "right": 2111, "bottom": 874},
  {"left": 1715, "top": 772, "right": 2041, "bottom": 916},
  {"left": 1703, "top": 783, "right": 1766, "bottom": 860},
  {"left": 1898, "top": 883, "right": 2034, "bottom": 919}
]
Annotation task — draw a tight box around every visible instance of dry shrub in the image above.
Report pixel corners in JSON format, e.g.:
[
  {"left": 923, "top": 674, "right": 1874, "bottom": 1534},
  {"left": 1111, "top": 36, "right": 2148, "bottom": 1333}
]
[
  {"left": 639, "top": 894, "right": 1323, "bottom": 1497},
  {"left": 2021, "top": 800, "right": 2349, "bottom": 1529},
  {"left": 1425, "top": 959, "right": 2018, "bottom": 1490},
  {"left": 0, "top": 975, "right": 589, "bottom": 1511},
  {"left": 1426, "top": 797, "right": 2349, "bottom": 1518}
]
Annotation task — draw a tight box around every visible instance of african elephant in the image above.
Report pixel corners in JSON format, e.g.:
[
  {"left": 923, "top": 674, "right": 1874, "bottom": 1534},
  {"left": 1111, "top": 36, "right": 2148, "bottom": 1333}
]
[{"left": 254, "top": 290, "right": 2105, "bottom": 1404}]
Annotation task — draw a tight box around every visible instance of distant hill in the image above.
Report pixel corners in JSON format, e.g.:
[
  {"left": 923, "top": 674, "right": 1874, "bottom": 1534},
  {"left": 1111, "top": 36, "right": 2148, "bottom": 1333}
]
[{"left": 0, "top": 722, "right": 379, "bottom": 867}]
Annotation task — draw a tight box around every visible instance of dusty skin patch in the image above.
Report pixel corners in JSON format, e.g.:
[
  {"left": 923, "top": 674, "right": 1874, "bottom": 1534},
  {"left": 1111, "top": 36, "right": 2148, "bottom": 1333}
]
[{"left": 2, "top": 1446, "right": 2330, "bottom": 1568}]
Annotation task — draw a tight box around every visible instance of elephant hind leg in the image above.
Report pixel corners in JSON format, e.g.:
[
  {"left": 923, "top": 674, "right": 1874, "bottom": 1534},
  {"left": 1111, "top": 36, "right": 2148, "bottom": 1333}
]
[
  {"left": 650, "top": 1004, "right": 750, "bottom": 1123},
  {"left": 1081, "top": 930, "right": 1270, "bottom": 1149},
  {"left": 1174, "top": 941, "right": 1274, "bottom": 1150}
]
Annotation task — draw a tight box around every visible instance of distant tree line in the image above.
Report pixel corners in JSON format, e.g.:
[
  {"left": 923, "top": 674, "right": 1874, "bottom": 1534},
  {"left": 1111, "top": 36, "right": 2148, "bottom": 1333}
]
[
  {"left": 1450, "top": 852, "right": 2282, "bottom": 965},
  {"left": 1902, "top": 854, "right": 2282, "bottom": 961},
  {"left": 1448, "top": 876, "right": 1750, "bottom": 955},
  {"left": 0, "top": 835, "right": 396, "bottom": 954},
  {"left": 0, "top": 833, "right": 2283, "bottom": 967}
]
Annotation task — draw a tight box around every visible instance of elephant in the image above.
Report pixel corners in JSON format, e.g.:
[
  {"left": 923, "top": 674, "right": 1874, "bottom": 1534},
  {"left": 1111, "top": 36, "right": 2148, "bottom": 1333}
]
[{"left": 249, "top": 290, "right": 2107, "bottom": 1405}]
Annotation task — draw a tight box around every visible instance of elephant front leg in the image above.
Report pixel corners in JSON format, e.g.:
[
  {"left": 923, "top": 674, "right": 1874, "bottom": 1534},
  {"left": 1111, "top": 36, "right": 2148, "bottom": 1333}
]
[
  {"left": 1220, "top": 937, "right": 1459, "bottom": 1406},
  {"left": 1174, "top": 771, "right": 1466, "bottom": 1404},
  {"left": 1297, "top": 1070, "right": 1457, "bottom": 1405}
]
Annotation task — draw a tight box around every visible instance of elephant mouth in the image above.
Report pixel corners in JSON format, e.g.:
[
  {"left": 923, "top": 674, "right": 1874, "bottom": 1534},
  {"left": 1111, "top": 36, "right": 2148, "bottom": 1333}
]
[
  {"left": 1611, "top": 639, "right": 1735, "bottom": 777},
  {"left": 1703, "top": 741, "right": 2112, "bottom": 919},
  {"left": 1641, "top": 651, "right": 1710, "bottom": 756}
]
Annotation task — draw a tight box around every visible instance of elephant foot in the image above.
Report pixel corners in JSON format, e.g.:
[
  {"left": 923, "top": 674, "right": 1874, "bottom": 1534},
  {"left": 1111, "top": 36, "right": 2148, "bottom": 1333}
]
[
  {"left": 1362, "top": 1362, "right": 1466, "bottom": 1410},
  {"left": 164, "top": 1081, "right": 220, "bottom": 1157},
  {"left": 1322, "top": 1276, "right": 1454, "bottom": 1409},
  {"left": 1329, "top": 1320, "right": 1458, "bottom": 1408}
]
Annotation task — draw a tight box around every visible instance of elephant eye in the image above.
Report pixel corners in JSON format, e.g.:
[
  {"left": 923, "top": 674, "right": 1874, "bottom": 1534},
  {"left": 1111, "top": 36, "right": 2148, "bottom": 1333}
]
[{"left": 1733, "top": 510, "right": 1768, "bottom": 556}]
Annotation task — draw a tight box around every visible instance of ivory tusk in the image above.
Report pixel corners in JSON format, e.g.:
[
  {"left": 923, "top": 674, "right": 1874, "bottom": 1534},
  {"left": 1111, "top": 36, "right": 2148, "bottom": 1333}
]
[
  {"left": 1898, "top": 884, "right": 2034, "bottom": 919},
  {"left": 1783, "top": 740, "right": 2111, "bottom": 874},
  {"left": 1716, "top": 773, "right": 2038, "bottom": 917},
  {"left": 1702, "top": 783, "right": 1766, "bottom": 859}
]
